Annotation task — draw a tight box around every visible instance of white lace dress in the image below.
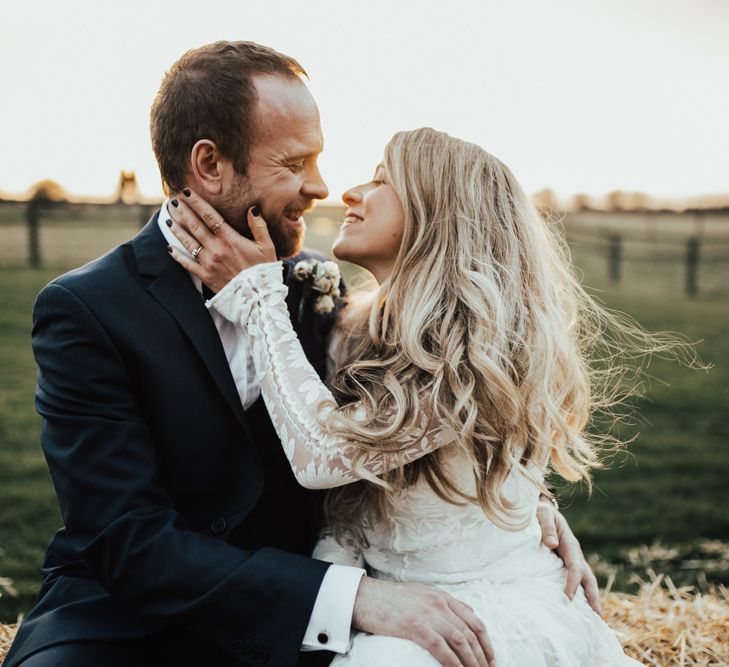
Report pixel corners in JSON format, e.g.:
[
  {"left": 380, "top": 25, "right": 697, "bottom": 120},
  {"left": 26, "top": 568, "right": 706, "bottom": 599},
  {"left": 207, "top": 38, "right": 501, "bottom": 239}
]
[{"left": 208, "top": 263, "right": 642, "bottom": 667}]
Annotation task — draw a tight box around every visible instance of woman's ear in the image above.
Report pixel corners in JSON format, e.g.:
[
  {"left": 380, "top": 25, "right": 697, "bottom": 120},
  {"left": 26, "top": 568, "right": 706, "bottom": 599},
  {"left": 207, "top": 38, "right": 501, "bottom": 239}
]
[{"left": 189, "top": 139, "right": 229, "bottom": 197}]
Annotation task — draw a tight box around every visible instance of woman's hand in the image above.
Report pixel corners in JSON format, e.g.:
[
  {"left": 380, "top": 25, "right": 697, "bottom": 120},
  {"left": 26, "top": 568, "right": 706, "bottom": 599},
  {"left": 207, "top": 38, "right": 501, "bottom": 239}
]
[{"left": 166, "top": 189, "right": 276, "bottom": 293}]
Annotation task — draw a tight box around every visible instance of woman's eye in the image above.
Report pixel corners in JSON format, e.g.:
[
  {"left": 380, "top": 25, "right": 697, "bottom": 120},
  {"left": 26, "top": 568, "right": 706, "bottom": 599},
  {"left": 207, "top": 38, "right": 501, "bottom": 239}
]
[{"left": 371, "top": 179, "right": 385, "bottom": 186}]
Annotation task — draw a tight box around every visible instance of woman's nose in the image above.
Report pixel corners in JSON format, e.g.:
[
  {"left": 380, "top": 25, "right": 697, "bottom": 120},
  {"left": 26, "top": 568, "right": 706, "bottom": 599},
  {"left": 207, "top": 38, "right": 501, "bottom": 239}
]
[{"left": 342, "top": 186, "right": 363, "bottom": 206}]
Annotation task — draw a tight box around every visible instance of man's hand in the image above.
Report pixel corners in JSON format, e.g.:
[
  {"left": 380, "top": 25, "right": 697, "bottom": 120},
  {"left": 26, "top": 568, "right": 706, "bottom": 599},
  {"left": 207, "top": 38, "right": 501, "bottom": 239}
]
[
  {"left": 352, "top": 577, "right": 495, "bottom": 667},
  {"left": 536, "top": 497, "right": 601, "bottom": 616}
]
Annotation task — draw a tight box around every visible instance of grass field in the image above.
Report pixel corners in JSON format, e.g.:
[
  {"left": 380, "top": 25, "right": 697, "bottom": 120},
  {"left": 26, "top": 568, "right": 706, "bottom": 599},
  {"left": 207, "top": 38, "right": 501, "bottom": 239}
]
[{"left": 0, "top": 246, "right": 728, "bottom": 623}]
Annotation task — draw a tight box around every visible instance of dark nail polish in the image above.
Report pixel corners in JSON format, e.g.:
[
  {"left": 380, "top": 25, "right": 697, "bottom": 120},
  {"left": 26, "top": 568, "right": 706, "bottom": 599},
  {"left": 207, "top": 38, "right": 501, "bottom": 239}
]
[
  {"left": 165, "top": 219, "right": 172, "bottom": 227},
  {"left": 251, "top": 205, "right": 261, "bottom": 217},
  {"left": 170, "top": 199, "right": 179, "bottom": 208},
  {"left": 167, "top": 245, "right": 173, "bottom": 254},
  {"left": 182, "top": 188, "right": 191, "bottom": 197}
]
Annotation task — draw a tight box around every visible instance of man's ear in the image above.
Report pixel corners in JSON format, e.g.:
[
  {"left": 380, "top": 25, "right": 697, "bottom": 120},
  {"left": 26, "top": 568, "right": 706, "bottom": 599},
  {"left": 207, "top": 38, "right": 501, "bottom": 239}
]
[{"left": 190, "top": 139, "right": 230, "bottom": 197}]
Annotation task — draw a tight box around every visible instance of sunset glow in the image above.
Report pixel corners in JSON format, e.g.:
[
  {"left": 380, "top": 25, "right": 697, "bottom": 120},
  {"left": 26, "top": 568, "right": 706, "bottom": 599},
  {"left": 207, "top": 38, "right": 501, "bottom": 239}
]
[{"left": 2, "top": 0, "right": 728, "bottom": 203}]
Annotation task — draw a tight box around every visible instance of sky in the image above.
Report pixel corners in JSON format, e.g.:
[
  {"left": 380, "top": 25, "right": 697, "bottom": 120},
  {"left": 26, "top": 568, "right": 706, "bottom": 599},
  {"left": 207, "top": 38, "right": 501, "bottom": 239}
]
[{"left": 1, "top": 0, "right": 728, "bottom": 203}]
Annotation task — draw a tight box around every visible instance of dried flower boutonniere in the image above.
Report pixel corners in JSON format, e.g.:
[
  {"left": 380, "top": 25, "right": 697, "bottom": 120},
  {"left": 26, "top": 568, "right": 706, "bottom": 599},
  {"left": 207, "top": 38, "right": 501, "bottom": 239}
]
[{"left": 293, "top": 259, "right": 342, "bottom": 321}]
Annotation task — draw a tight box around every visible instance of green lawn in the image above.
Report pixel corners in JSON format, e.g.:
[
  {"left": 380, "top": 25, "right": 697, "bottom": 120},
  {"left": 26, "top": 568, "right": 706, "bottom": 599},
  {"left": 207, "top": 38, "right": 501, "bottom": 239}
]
[
  {"left": 556, "top": 282, "right": 729, "bottom": 591},
  {"left": 0, "top": 264, "right": 728, "bottom": 622}
]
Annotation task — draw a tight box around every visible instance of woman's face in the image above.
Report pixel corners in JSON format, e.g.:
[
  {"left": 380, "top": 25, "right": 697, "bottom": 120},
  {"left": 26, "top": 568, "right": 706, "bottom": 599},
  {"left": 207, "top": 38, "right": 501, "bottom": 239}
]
[{"left": 332, "top": 164, "right": 405, "bottom": 282}]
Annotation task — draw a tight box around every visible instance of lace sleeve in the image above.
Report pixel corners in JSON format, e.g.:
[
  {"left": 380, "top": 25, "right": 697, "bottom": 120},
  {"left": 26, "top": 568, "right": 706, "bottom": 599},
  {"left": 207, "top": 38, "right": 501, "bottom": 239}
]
[
  {"left": 207, "top": 262, "right": 457, "bottom": 490},
  {"left": 312, "top": 530, "right": 364, "bottom": 568}
]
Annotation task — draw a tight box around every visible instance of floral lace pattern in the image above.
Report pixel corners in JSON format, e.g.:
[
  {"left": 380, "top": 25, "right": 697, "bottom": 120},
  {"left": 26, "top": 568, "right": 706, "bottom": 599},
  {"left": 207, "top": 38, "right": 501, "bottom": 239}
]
[
  {"left": 208, "top": 262, "right": 457, "bottom": 490},
  {"left": 317, "top": 452, "right": 642, "bottom": 666},
  {"left": 209, "top": 264, "right": 642, "bottom": 665}
]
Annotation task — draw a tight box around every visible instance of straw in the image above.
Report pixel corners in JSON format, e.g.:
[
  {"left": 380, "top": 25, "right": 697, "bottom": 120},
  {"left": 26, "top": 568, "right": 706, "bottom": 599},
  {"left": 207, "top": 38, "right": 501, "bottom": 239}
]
[
  {"left": 1, "top": 570, "right": 728, "bottom": 665},
  {"left": 602, "top": 569, "right": 729, "bottom": 666},
  {"left": 0, "top": 624, "right": 17, "bottom": 666}
]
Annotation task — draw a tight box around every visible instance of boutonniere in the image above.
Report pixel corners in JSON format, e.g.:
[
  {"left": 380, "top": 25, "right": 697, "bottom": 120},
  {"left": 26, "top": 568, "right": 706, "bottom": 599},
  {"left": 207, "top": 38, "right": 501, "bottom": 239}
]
[{"left": 293, "top": 259, "right": 342, "bottom": 321}]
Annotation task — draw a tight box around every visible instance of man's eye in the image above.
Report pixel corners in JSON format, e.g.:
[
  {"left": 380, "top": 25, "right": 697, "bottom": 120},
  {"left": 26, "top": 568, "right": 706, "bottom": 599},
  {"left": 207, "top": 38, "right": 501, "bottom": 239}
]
[{"left": 288, "top": 162, "right": 305, "bottom": 172}]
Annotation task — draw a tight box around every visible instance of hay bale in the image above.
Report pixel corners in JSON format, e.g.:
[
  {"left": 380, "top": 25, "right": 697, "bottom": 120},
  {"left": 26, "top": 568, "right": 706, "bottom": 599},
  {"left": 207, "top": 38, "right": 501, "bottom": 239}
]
[
  {"left": 0, "top": 623, "right": 17, "bottom": 666},
  {"left": 602, "top": 569, "right": 729, "bottom": 666},
  {"left": 1, "top": 571, "right": 728, "bottom": 666}
]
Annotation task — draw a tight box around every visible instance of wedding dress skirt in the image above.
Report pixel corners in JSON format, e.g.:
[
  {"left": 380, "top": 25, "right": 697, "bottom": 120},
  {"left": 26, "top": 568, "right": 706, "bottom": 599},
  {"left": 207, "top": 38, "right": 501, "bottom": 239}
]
[
  {"left": 208, "top": 263, "right": 642, "bottom": 666},
  {"left": 315, "top": 453, "right": 642, "bottom": 667}
]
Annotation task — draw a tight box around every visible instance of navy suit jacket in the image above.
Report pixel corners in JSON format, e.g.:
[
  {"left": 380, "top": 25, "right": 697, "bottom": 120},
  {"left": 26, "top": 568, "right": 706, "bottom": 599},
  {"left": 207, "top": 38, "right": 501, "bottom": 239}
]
[{"left": 6, "top": 213, "right": 339, "bottom": 667}]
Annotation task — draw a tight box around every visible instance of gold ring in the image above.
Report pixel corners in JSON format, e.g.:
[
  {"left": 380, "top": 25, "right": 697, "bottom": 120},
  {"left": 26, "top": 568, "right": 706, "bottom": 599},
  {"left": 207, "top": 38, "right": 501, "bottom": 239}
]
[{"left": 191, "top": 245, "right": 204, "bottom": 261}]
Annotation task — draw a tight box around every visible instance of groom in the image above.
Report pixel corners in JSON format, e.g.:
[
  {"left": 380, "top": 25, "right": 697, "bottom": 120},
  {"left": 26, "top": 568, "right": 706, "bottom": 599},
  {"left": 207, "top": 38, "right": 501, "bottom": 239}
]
[{"left": 6, "top": 41, "right": 597, "bottom": 667}]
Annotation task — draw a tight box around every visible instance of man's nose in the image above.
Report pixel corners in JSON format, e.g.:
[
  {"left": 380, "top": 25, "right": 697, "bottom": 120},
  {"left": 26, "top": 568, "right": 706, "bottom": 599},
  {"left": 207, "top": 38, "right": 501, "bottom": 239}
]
[{"left": 303, "top": 168, "right": 329, "bottom": 201}]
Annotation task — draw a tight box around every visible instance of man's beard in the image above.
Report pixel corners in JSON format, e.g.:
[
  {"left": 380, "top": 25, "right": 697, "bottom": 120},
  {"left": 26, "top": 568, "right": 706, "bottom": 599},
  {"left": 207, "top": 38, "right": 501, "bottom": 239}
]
[{"left": 220, "top": 178, "right": 306, "bottom": 259}]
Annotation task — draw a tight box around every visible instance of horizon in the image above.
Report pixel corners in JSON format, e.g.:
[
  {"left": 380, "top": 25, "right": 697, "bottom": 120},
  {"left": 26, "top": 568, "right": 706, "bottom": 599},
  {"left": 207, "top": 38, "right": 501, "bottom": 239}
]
[
  {"left": 2, "top": 0, "right": 728, "bottom": 204},
  {"left": 2, "top": 173, "right": 728, "bottom": 213}
]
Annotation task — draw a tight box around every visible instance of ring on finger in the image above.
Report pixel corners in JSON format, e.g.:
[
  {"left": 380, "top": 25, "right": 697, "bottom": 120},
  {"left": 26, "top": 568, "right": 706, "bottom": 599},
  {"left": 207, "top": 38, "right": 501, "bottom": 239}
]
[
  {"left": 211, "top": 222, "right": 223, "bottom": 234},
  {"left": 191, "top": 245, "right": 204, "bottom": 261}
]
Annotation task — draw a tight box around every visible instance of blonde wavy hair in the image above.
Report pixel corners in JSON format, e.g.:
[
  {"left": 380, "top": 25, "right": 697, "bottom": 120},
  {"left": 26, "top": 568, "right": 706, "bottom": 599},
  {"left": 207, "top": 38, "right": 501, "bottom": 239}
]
[{"left": 324, "top": 127, "right": 691, "bottom": 544}]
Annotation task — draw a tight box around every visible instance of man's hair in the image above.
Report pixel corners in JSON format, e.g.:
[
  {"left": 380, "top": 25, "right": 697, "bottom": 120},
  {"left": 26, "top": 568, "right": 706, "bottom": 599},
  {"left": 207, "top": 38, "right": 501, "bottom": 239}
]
[{"left": 150, "top": 41, "right": 306, "bottom": 191}]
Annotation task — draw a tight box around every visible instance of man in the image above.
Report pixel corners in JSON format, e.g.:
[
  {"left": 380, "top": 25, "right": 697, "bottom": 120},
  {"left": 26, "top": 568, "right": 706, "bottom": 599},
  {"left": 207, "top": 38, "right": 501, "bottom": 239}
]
[{"left": 6, "top": 41, "right": 598, "bottom": 667}]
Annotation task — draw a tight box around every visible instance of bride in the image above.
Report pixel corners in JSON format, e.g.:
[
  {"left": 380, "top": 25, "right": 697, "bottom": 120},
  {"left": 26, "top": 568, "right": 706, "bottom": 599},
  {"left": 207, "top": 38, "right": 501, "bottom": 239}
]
[{"left": 169, "top": 127, "right": 644, "bottom": 665}]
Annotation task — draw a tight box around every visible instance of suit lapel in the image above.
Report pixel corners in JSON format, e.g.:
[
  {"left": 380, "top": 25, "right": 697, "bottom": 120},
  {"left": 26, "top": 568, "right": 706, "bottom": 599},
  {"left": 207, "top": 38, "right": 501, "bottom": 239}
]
[{"left": 132, "top": 213, "right": 249, "bottom": 431}]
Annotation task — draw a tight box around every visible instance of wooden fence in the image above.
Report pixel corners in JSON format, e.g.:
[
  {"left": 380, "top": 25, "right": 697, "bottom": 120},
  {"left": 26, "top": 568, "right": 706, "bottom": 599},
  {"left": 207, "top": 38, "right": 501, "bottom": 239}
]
[
  {"left": 564, "top": 229, "right": 729, "bottom": 297},
  {"left": 2, "top": 200, "right": 729, "bottom": 297}
]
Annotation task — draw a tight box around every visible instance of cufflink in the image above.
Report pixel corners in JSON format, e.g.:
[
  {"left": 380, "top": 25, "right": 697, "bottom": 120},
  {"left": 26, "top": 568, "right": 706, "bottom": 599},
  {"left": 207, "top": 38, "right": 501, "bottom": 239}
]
[{"left": 317, "top": 631, "right": 330, "bottom": 645}]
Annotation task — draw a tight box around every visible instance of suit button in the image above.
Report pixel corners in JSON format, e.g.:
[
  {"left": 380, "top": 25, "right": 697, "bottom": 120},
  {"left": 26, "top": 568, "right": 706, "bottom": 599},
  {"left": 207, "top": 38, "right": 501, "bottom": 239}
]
[
  {"left": 232, "top": 640, "right": 245, "bottom": 656},
  {"left": 210, "top": 517, "right": 227, "bottom": 535},
  {"left": 256, "top": 647, "right": 270, "bottom": 663}
]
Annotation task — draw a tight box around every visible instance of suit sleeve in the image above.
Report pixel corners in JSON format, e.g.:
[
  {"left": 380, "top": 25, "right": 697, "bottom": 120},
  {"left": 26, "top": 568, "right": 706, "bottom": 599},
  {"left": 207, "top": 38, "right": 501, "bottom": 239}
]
[{"left": 32, "top": 282, "right": 330, "bottom": 666}]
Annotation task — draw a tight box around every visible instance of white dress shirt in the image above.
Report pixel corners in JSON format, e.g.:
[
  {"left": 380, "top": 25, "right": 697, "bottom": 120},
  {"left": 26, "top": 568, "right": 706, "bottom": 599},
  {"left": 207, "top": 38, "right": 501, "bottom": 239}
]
[{"left": 157, "top": 202, "right": 364, "bottom": 653}]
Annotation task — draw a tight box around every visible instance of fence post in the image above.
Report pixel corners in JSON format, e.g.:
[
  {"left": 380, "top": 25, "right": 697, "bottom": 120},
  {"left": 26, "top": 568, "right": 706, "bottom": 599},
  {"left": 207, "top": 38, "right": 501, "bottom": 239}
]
[
  {"left": 27, "top": 200, "right": 41, "bottom": 268},
  {"left": 608, "top": 233, "right": 621, "bottom": 284},
  {"left": 685, "top": 236, "right": 700, "bottom": 296}
]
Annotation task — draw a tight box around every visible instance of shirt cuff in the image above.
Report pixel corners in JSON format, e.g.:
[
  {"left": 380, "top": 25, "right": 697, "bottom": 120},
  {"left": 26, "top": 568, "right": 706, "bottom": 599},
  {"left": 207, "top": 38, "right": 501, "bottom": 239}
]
[{"left": 301, "top": 564, "right": 366, "bottom": 654}]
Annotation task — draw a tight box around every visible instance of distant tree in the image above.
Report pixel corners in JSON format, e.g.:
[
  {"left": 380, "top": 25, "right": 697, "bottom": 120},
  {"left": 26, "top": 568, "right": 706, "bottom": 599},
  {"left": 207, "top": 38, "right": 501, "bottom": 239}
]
[
  {"left": 28, "top": 179, "right": 68, "bottom": 203},
  {"left": 532, "top": 188, "right": 559, "bottom": 214},
  {"left": 606, "top": 190, "right": 650, "bottom": 212},
  {"left": 570, "top": 193, "right": 594, "bottom": 212},
  {"left": 115, "top": 171, "right": 139, "bottom": 205},
  {"left": 26, "top": 180, "right": 67, "bottom": 268}
]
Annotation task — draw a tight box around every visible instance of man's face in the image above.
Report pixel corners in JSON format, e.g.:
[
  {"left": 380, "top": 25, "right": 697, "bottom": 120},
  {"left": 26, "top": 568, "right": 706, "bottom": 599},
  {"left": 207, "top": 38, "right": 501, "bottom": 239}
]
[{"left": 221, "top": 75, "right": 328, "bottom": 258}]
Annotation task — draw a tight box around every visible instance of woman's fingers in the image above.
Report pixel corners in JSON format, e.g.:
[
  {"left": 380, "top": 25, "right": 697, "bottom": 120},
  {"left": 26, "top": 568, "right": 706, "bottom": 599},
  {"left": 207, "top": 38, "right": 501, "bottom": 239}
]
[
  {"left": 168, "top": 197, "right": 216, "bottom": 247},
  {"left": 178, "top": 188, "right": 233, "bottom": 237},
  {"left": 167, "top": 216, "right": 206, "bottom": 257},
  {"left": 165, "top": 191, "right": 276, "bottom": 292},
  {"left": 167, "top": 245, "right": 205, "bottom": 282},
  {"left": 166, "top": 206, "right": 276, "bottom": 292},
  {"left": 247, "top": 206, "right": 276, "bottom": 259}
]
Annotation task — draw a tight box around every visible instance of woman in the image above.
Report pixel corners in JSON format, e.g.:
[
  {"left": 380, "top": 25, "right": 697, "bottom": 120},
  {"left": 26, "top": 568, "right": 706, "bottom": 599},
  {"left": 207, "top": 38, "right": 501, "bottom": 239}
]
[{"left": 169, "top": 128, "right": 647, "bottom": 665}]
